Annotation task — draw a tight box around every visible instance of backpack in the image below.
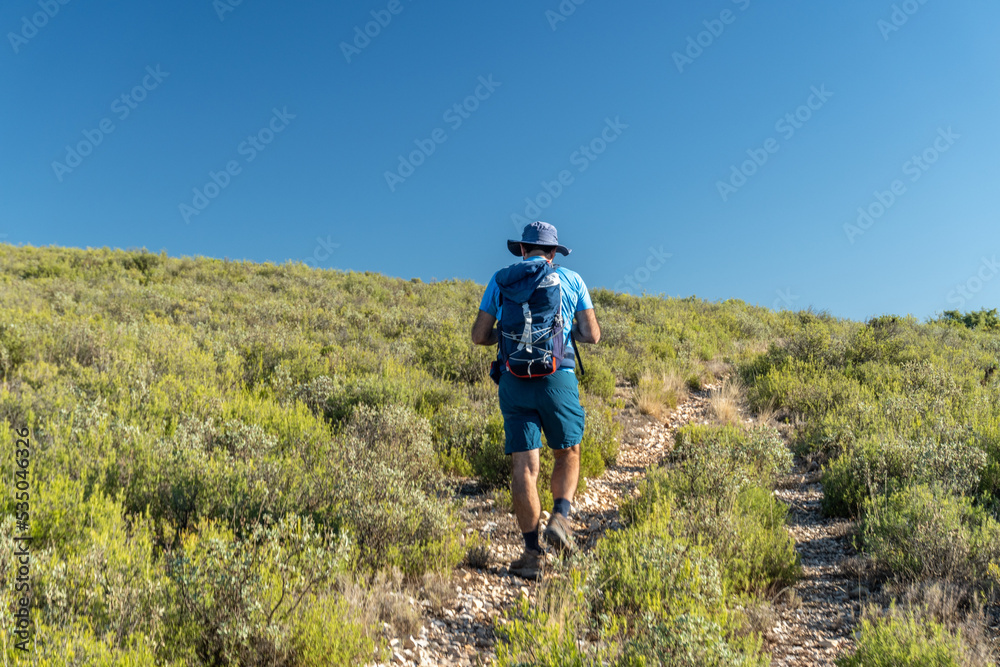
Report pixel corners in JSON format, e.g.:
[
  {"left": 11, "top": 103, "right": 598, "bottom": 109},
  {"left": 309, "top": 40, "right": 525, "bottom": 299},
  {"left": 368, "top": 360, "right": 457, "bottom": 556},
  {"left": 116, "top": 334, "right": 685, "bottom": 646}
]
[{"left": 492, "top": 260, "right": 575, "bottom": 379}]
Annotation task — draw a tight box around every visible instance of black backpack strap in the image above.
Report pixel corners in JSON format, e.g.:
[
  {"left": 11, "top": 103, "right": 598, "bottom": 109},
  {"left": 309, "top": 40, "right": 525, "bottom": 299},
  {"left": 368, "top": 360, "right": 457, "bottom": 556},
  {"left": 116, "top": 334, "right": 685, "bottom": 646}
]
[{"left": 571, "top": 334, "right": 585, "bottom": 377}]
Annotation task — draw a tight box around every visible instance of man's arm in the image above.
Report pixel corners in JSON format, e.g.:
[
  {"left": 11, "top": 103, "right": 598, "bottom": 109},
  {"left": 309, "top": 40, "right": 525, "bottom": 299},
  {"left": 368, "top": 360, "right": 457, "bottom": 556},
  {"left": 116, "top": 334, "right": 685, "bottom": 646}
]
[
  {"left": 471, "top": 310, "right": 498, "bottom": 346},
  {"left": 572, "top": 308, "right": 601, "bottom": 344}
]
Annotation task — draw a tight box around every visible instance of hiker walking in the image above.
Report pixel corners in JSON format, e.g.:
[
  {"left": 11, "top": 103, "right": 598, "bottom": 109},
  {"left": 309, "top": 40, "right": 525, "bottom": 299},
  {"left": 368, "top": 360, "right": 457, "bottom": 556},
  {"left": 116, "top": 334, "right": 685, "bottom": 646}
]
[{"left": 471, "top": 221, "right": 601, "bottom": 580}]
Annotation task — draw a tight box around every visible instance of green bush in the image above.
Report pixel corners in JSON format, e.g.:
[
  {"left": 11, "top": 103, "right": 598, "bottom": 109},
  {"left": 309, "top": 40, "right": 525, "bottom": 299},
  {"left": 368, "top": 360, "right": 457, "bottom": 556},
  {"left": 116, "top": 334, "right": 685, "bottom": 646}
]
[
  {"left": 845, "top": 316, "right": 908, "bottom": 366},
  {"left": 822, "top": 438, "right": 988, "bottom": 518},
  {"left": 122, "top": 417, "right": 283, "bottom": 537},
  {"left": 431, "top": 401, "right": 508, "bottom": 486},
  {"left": 935, "top": 308, "right": 1000, "bottom": 332},
  {"left": 623, "top": 477, "right": 798, "bottom": 597},
  {"left": 617, "top": 614, "right": 768, "bottom": 667},
  {"left": 415, "top": 319, "right": 492, "bottom": 385},
  {"left": 495, "top": 568, "right": 597, "bottom": 667},
  {"left": 580, "top": 354, "right": 616, "bottom": 400},
  {"left": 860, "top": 484, "right": 1000, "bottom": 586},
  {"left": 3, "top": 619, "right": 172, "bottom": 666},
  {"left": 705, "top": 487, "right": 799, "bottom": 597},
  {"left": 31, "top": 509, "right": 169, "bottom": 653},
  {"left": 332, "top": 430, "right": 463, "bottom": 574},
  {"left": 166, "top": 515, "right": 351, "bottom": 666},
  {"left": 291, "top": 594, "right": 382, "bottom": 666},
  {"left": 581, "top": 395, "right": 621, "bottom": 470},
  {"left": 836, "top": 610, "right": 968, "bottom": 667},
  {"left": 620, "top": 423, "right": 798, "bottom": 597},
  {"left": 345, "top": 403, "right": 442, "bottom": 491},
  {"left": 662, "top": 424, "right": 791, "bottom": 499},
  {"left": 597, "top": 510, "right": 726, "bottom": 622}
]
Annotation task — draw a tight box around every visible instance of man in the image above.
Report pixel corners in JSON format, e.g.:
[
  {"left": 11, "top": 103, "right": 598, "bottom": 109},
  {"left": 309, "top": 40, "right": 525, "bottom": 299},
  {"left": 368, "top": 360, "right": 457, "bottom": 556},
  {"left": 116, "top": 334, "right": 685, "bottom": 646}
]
[{"left": 471, "top": 221, "right": 601, "bottom": 580}]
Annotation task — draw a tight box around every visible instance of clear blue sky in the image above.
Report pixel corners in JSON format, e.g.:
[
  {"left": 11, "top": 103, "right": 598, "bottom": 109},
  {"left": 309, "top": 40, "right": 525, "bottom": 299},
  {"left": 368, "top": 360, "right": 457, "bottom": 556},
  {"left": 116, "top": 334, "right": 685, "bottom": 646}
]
[{"left": 3, "top": 0, "right": 998, "bottom": 321}]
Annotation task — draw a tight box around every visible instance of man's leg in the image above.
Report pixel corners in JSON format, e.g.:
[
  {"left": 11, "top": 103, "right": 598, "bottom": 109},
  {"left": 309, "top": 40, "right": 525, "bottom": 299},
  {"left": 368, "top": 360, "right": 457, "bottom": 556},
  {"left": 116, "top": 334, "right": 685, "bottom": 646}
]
[
  {"left": 551, "top": 444, "right": 580, "bottom": 504},
  {"left": 509, "top": 448, "right": 546, "bottom": 579},
  {"left": 544, "top": 444, "right": 580, "bottom": 552},
  {"left": 538, "top": 371, "right": 586, "bottom": 552},
  {"left": 511, "top": 449, "right": 541, "bottom": 538}
]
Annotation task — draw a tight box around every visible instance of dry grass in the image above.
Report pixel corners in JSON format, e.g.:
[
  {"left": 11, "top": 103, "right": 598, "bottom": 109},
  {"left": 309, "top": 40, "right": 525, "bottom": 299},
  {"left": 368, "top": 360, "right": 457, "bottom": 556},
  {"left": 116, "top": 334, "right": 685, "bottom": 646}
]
[
  {"left": 490, "top": 487, "right": 513, "bottom": 513},
  {"left": 752, "top": 398, "right": 778, "bottom": 427},
  {"left": 705, "top": 358, "right": 731, "bottom": 381},
  {"left": 741, "top": 601, "right": 779, "bottom": 638},
  {"left": 662, "top": 371, "right": 687, "bottom": 407},
  {"left": 737, "top": 339, "right": 771, "bottom": 356},
  {"left": 634, "top": 371, "right": 686, "bottom": 420},
  {"left": 464, "top": 534, "right": 492, "bottom": 570},
  {"left": 708, "top": 378, "right": 744, "bottom": 426},
  {"left": 419, "top": 570, "right": 457, "bottom": 614},
  {"left": 334, "top": 568, "right": 425, "bottom": 638},
  {"left": 860, "top": 581, "right": 997, "bottom": 666},
  {"left": 773, "top": 586, "right": 802, "bottom": 611},
  {"left": 841, "top": 555, "right": 878, "bottom": 583}
]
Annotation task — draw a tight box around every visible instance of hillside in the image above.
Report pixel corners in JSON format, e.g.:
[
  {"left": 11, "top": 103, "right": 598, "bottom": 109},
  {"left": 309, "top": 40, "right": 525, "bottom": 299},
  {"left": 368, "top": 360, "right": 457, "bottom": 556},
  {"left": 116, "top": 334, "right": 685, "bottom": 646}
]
[{"left": 0, "top": 244, "right": 998, "bottom": 666}]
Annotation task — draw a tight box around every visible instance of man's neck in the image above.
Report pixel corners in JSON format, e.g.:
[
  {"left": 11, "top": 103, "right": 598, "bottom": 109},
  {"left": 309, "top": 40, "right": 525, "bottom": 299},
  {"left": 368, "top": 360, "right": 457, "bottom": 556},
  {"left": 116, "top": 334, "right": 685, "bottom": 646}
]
[{"left": 523, "top": 254, "right": 552, "bottom": 262}]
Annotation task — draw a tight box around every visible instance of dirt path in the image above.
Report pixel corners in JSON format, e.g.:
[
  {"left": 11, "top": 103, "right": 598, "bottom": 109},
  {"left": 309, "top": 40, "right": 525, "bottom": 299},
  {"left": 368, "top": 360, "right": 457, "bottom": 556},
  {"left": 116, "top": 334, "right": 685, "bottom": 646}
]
[
  {"left": 375, "top": 389, "right": 861, "bottom": 666},
  {"left": 767, "top": 463, "right": 862, "bottom": 665}
]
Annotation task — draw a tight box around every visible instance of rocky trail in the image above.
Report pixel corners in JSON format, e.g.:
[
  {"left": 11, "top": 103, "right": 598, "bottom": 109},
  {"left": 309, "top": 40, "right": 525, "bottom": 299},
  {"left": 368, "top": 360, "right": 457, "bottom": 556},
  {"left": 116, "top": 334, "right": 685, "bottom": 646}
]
[
  {"left": 768, "top": 466, "right": 862, "bottom": 665},
  {"left": 373, "top": 387, "right": 862, "bottom": 666}
]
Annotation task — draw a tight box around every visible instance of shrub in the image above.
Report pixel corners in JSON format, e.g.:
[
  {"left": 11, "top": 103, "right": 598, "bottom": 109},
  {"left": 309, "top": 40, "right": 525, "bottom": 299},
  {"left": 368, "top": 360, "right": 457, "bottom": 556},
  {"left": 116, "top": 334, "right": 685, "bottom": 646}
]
[
  {"left": 471, "top": 417, "right": 510, "bottom": 489},
  {"left": 621, "top": 423, "right": 798, "bottom": 598},
  {"left": 0, "top": 322, "right": 26, "bottom": 380},
  {"left": 845, "top": 316, "right": 907, "bottom": 366},
  {"left": 836, "top": 609, "right": 969, "bottom": 667},
  {"left": 617, "top": 614, "right": 768, "bottom": 667},
  {"left": 332, "top": 437, "right": 463, "bottom": 575},
  {"left": 580, "top": 354, "right": 616, "bottom": 400},
  {"left": 495, "top": 567, "right": 597, "bottom": 667},
  {"left": 597, "top": 510, "right": 726, "bottom": 622},
  {"left": 860, "top": 484, "right": 1000, "bottom": 586},
  {"left": 165, "top": 515, "right": 351, "bottom": 666},
  {"left": 30, "top": 508, "right": 169, "bottom": 653},
  {"left": 345, "top": 403, "right": 442, "bottom": 491},
  {"left": 464, "top": 532, "right": 491, "bottom": 570},
  {"left": 784, "top": 320, "right": 835, "bottom": 365},
  {"left": 823, "top": 438, "right": 988, "bottom": 518},
  {"left": 122, "top": 417, "right": 284, "bottom": 538},
  {"left": 294, "top": 371, "right": 432, "bottom": 424},
  {"left": 414, "top": 319, "right": 492, "bottom": 385},
  {"left": 667, "top": 424, "right": 791, "bottom": 495},
  {"left": 935, "top": 308, "right": 1000, "bottom": 332},
  {"left": 701, "top": 487, "right": 799, "bottom": 597},
  {"left": 623, "top": 479, "right": 798, "bottom": 597},
  {"left": 431, "top": 401, "right": 508, "bottom": 487},
  {"left": 3, "top": 619, "right": 170, "bottom": 666},
  {"left": 31, "top": 475, "right": 126, "bottom": 554},
  {"left": 291, "top": 594, "right": 381, "bottom": 666},
  {"left": 580, "top": 395, "right": 621, "bottom": 471}
]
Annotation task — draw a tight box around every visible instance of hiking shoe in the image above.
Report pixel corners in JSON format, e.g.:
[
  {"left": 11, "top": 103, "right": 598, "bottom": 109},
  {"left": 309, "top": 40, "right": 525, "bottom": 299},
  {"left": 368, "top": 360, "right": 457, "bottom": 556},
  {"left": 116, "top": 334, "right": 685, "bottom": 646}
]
[
  {"left": 509, "top": 548, "right": 546, "bottom": 580},
  {"left": 543, "top": 513, "right": 575, "bottom": 553}
]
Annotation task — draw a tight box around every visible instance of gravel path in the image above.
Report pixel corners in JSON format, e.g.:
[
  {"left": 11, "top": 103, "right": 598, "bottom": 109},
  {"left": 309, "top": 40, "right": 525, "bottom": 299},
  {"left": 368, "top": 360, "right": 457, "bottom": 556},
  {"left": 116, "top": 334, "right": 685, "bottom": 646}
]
[
  {"left": 767, "top": 466, "right": 862, "bottom": 665},
  {"left": 373, "top": 388, "right": 862, "bottom": 666}
]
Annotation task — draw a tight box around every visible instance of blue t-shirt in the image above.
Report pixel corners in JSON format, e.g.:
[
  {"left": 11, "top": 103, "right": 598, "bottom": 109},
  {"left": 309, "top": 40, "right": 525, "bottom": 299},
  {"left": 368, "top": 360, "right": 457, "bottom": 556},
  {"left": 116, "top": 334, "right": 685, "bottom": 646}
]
[{"left": 479, "top": 257, "right": 594, "bottom": 372}]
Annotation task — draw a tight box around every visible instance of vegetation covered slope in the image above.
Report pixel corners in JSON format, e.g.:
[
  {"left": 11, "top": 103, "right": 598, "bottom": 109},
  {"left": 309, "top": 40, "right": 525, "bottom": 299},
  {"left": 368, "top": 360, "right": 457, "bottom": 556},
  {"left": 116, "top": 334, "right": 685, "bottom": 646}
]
[{"left": 0, "top": 244, "right": 997, "bottom": 665}]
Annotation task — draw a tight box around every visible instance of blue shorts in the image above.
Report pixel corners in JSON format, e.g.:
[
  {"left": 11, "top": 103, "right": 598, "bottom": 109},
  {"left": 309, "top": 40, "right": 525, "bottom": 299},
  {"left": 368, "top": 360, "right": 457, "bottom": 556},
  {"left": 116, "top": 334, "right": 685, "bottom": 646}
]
[{"left": 498, "top": 371, "right": 586, "bottom": 455}]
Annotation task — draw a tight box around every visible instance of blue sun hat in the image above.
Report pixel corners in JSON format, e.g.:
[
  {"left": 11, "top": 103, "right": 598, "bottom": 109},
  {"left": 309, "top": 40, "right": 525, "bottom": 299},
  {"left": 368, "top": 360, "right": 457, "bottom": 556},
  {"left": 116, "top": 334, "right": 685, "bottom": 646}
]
[{"left": 507, "top": 221, "right": 572, "bottom": 257}]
